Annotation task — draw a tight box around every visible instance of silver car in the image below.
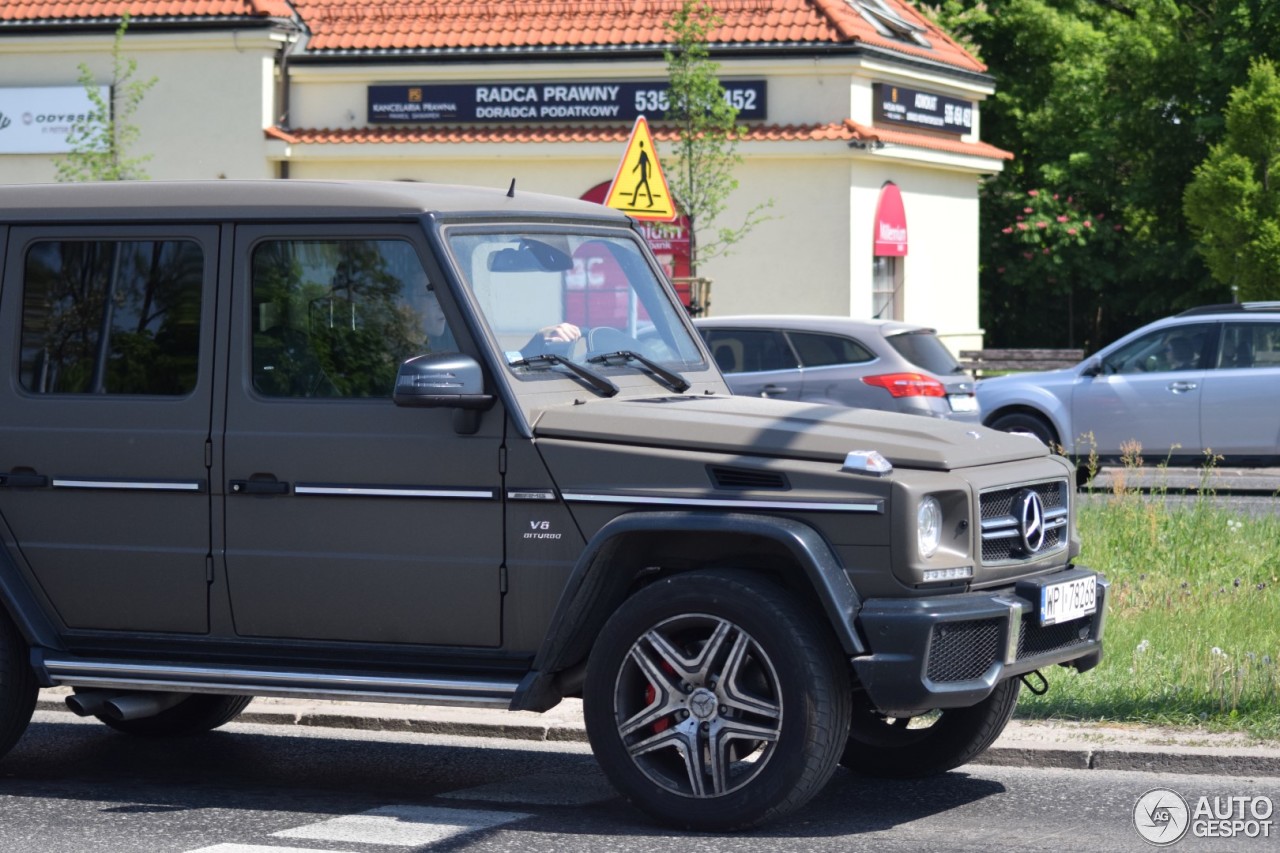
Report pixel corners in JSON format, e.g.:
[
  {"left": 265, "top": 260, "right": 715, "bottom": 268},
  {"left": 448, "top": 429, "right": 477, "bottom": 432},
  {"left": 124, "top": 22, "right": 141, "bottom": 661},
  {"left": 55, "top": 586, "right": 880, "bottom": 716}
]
[
  {"left": 694, "top": 315, "right": 980, "bottom": 421},
  {"left": 977, "top": 303, "right": 1280, "bottom": 463}
]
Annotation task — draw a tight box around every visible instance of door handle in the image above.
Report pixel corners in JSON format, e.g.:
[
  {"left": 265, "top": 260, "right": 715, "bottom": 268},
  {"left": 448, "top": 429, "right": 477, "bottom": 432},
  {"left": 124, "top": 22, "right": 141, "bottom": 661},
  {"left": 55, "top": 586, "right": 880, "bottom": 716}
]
[
  {"left": 229, "top": 478, "right": 291, "bottom": 496},
  {"left": 759, "top": 384, "right": 788, "bottom": 397},
  {"left": 0, "top": 471, "right": 49, "bottom": 488},
  {"left": 1168, "top": 381, "right": 1198, "bottom": 393}
]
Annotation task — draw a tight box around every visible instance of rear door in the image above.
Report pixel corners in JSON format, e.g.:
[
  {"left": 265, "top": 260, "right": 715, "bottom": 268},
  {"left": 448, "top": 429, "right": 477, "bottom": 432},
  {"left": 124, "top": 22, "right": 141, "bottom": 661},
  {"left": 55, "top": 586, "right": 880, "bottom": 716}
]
[
  {"left": 1200, "top": 320, "right": 1280, "bottom": 456},
  {"left": 220, "top": 225, "right": 505, "bottom": 646},
  {"left": 0, "top": 226, "right": 217, "bottom": 633}
]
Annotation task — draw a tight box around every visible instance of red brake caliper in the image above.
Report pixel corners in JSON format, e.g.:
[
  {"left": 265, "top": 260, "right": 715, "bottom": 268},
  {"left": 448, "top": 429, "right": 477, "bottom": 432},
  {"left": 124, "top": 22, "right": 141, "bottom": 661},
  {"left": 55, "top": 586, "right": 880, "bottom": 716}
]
[{"left": 644, "top": 660, "right": 678, "bottom": 733}]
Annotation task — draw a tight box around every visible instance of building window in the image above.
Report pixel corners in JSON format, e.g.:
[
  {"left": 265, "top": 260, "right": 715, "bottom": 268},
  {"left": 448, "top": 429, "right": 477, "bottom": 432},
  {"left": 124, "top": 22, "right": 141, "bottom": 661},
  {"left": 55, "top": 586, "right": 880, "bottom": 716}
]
[
  {"left": 872, "top": 255, "right": 902, "bottom": 320},
  {"left": 850, "top": 0, "right": 930, "bottom": 48}
]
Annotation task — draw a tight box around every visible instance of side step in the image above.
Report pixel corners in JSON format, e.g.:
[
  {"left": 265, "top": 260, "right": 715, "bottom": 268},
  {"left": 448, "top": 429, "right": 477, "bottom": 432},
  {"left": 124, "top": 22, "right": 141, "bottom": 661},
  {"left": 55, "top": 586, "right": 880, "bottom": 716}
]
[{"left": 37, "top": 656, "right": 520, "bottom": 710}]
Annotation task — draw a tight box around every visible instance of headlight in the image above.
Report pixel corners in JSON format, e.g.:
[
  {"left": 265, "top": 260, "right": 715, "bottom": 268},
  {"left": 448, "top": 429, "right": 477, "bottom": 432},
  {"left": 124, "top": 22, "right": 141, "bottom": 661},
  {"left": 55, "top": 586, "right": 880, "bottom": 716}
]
[{"left": 917, "top": 496, "right": 942, "bottom": 558}]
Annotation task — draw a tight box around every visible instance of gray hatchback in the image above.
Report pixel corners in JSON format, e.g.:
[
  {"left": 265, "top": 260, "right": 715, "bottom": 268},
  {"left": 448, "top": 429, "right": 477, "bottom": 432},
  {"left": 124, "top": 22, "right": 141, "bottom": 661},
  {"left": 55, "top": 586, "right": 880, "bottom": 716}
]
[{"left": 694, "top": 315, "right": 980, "bottom": 421}]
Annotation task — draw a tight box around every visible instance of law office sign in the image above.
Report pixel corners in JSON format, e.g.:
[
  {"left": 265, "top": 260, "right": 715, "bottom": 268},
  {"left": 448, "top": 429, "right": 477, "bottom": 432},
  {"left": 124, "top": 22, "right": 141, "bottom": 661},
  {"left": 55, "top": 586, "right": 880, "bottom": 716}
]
[
  {"left": 872, "top": 84, "right": 973, "bottom": 136},
  {"left": 0, "top": 87, "right": 107, "bottom": 154},
  {"left": 368, "top": 80, "right": 766, "bottom": 123}
]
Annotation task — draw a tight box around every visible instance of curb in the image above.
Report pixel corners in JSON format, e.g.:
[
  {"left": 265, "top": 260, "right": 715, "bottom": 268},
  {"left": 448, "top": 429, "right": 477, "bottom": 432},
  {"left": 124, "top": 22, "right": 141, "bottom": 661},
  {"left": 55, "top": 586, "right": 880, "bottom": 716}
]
[{"left": 38, "top": 698, "right": 1280, "bottom": 779}]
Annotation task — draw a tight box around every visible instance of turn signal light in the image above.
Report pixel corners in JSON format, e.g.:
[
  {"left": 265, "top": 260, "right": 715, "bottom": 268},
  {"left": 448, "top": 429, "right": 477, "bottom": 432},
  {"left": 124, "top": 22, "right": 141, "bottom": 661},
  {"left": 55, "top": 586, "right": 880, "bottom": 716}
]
[{"left": 861, "top": 373, "right": 946, "bottom": 398}]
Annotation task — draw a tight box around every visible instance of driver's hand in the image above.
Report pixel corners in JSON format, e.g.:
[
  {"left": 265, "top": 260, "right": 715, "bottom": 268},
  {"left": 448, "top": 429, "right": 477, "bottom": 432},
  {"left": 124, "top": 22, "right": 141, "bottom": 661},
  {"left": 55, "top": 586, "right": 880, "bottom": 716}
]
[{"left": 540, "top": 322, "right": 582, "bottom": 344}]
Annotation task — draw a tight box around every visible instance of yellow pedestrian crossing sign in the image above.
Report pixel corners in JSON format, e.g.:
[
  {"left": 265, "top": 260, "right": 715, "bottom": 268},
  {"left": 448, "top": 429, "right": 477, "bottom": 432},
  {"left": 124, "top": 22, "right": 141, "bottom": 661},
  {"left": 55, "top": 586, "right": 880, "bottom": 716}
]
[{"left": 604, "top": 116, "right": 677, "bottom": 222}]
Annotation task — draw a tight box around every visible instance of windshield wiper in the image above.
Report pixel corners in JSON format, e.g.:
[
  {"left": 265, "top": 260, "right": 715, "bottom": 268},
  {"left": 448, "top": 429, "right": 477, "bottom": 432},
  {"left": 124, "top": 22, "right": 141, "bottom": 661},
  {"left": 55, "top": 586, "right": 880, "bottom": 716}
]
[
  {"left": 508, "top": 353, "right": 619, "bottom": 397},
  {"left": 587, "top": 350, "right": 691, "bottom": 393}
]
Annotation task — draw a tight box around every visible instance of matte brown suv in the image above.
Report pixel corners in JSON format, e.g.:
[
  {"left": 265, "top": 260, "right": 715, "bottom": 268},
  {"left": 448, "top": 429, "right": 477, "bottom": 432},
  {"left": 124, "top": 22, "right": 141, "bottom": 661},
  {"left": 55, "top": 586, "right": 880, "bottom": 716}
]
[{"left": 0, "top": 180, "right": 1107, "bottom": 830}]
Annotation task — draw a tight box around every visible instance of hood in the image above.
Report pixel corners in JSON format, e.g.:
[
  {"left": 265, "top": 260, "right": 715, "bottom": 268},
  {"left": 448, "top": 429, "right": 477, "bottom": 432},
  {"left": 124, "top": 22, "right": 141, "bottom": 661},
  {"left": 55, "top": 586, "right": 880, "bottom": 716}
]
[{"left": 532, "top": 394, "right": 1048, "bottom": 471}]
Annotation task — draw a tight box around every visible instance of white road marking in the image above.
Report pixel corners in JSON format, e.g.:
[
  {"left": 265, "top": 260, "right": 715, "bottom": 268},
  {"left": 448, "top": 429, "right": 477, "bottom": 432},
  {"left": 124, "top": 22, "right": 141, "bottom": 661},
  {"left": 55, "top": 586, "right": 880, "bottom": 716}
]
[
  {"left": 439, "top": 770, "right": 616, "bottom": 806},
  {"left": 271, "top": 804, "right": 531, "bottom": 847},
  {"left": 190, "top": 846, "right": 357, "bottom": 853}
]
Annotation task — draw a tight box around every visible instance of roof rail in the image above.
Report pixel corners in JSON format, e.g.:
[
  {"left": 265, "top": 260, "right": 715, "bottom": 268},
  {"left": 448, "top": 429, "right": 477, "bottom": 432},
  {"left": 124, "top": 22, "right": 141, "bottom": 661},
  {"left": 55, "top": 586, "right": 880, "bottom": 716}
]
[{"left": 1176, "top": 302, "right": 1280, "bottom": 316}]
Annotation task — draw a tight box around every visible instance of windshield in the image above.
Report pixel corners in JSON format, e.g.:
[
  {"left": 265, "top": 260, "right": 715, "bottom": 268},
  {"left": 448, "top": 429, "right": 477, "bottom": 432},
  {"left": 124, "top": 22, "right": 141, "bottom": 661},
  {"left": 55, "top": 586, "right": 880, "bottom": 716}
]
[
  {"left": 886, "top": 329, "right": 964, "bottom": 375},
  {"left": 445, "top": 229, "right": 706, "bottom": 379}
]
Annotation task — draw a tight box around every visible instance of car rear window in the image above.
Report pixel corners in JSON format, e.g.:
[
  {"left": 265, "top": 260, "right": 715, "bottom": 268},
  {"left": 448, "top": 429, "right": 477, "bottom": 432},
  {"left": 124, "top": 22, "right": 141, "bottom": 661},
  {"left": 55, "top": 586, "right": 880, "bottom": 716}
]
[{"left": 886, "top": 329, "right": 962, "bottom": 375}]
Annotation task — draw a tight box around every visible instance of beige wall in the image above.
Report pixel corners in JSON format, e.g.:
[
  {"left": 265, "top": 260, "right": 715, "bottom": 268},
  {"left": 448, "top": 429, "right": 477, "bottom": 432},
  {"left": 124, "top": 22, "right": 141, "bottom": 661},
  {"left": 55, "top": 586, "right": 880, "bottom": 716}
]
[{"left": 0, "top": 29, "right": 280, "bottom": 182}]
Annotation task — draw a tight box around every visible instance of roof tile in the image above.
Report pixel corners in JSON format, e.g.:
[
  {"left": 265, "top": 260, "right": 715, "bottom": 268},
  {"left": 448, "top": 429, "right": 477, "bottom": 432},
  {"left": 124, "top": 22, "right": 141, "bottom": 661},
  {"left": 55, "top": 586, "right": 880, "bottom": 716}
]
[
  {"left": 267, "top": 122, "right": 1011, "bottom": 160},
  {"left": 0, "top": 1, "right": 291, "bottom": 20}
]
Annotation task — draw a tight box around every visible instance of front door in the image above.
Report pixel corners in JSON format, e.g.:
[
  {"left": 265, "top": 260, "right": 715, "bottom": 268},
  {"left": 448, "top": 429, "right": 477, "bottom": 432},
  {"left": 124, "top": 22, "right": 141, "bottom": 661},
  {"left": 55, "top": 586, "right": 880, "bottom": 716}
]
[
  {"left": 0, "top": 226, "right": 217, "bottom": 633},
  {"left": 220, "top": 225, "right": 504, "bottom": 646}
]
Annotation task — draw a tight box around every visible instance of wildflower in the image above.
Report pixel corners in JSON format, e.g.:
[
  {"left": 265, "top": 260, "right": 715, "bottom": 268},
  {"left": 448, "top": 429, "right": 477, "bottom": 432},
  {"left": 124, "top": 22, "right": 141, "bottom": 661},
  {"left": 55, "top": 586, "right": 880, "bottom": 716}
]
[
  {"left": 1056, "top": 215, "right": 1069, "bottom": 223},
  {"left": 1024, "top": 207, "right": 1034, "bottom": 214},
  {"left": 1028, "top": 189, "right": 1039, "bottom": 197},
  {"left": 1036, "top": 221, "right": 1048, "bottom": 229},
  {"left": 1042, "top": 248, "right": 1051, "bottom": 255},
  {"left": 1136, "top": 639, "right": 1150, "bottom": 654},
  {"left": 1211, "top": 647, "right": 1225, "bottom": 657},
  {"left": 1067, "top": 228, "right": 1077, "bottom": 236},
  {"left": 1002, "top": 227, "right": 1013, "bottom": 234},
  {"left": 1083, "top": 220, "right": 1092, "bottom": 228},
  {"left": 1017, "top": 222, "right": 1028, "bottom": 231}
]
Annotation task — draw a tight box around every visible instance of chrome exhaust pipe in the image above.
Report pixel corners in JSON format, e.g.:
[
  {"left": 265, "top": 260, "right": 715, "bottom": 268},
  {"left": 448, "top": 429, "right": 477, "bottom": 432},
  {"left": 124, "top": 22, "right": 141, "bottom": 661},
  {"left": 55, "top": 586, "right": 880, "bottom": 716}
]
[{"left": 101, "top": 692, "right": 187, "bottom": 721}]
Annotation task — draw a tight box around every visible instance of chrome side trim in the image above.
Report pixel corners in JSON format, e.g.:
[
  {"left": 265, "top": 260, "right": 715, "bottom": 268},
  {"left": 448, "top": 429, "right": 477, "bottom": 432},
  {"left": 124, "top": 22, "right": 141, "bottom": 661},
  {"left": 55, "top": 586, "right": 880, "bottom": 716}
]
[
  {"left": 51, "top": 479, "right": 203, "bottom": 492},
  {"left": 980, "top": 507, "right": 1069, "bottom": 541},
  {"left": 41, "top": 658, "right": 518, "bottom": 709},
  {"left": 562, "top": 492, "right": 882, "bottom": 513},
  {"left": 294, "top": 484, "right": 495, "bottom": 499}
]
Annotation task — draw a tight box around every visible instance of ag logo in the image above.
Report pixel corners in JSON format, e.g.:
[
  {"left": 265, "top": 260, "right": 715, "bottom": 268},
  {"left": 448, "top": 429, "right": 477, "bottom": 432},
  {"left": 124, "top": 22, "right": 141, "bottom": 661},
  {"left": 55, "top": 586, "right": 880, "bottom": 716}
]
[{"left": 1134, "top": 788, "right": 1190, "bottom": 846}]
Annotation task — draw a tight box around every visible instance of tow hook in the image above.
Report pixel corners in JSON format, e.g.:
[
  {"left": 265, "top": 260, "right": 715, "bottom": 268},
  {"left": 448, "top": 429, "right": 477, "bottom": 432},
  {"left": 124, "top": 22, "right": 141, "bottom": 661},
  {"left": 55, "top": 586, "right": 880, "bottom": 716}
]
[{"left": 1020, "top": 669, "right": 1049, "bottom": 695}]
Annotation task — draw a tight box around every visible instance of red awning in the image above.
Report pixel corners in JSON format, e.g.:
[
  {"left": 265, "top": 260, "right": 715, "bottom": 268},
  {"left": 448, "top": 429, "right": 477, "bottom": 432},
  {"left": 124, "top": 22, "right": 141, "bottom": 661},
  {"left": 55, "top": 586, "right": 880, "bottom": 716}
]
[{"left": 874, "top": 183, "right": 908, "bottom": 256}]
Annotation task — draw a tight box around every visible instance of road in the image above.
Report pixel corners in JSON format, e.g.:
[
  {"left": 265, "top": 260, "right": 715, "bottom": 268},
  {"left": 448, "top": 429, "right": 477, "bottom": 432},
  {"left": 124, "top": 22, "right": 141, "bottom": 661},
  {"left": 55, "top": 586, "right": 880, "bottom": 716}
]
[{"left": 1, "top": 711, "right": 1276, "bottom": 853}]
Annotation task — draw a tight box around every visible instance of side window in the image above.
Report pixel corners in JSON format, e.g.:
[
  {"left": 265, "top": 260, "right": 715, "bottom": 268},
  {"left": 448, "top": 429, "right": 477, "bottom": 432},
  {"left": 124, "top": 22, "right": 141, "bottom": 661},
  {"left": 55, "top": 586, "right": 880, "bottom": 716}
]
[
  {"left": 1102, "top": 323, "right": 1213, "bottom": 375},
  {"left": 19, "top": 239, "right": 203, "bottom": 395},
  {"left": 1217, "top": 322, "right": 1280, "bottom": 369},
  {"left": 787, "top": 332, "right": 875, "bottom": 368},
  {"left": 701, "top": 329, "right": 798, "bottom": 374},
  {"left": 250, "top": 239, "right": 455, "bottom": 399}
]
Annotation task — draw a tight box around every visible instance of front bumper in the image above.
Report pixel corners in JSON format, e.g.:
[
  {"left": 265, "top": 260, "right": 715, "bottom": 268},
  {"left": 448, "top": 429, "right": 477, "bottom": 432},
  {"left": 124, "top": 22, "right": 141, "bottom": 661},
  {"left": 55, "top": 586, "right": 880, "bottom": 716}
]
[{"left": 851, "top": 567, "right": 1108, "bottom": 716}]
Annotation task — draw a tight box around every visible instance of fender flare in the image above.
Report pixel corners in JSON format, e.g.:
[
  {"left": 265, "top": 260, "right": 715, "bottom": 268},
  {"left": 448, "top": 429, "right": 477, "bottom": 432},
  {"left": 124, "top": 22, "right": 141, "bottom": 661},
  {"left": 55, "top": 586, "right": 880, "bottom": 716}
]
[
  {"left": 510, "top": 510, "right": 864, "bottom": 711},
  {"left": 0, "top": 534, "right": 59, "bottom": 655}
]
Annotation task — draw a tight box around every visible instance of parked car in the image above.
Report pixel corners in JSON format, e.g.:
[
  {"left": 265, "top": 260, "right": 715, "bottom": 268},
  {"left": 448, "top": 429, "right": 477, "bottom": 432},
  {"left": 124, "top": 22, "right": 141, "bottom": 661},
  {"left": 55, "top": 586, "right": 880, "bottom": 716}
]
[
  {"left": 693, "top": 315, "right": 980, "bottom": 421},
  {"left": 978, "top": 303, "right": 1280, "bottom": 464}
]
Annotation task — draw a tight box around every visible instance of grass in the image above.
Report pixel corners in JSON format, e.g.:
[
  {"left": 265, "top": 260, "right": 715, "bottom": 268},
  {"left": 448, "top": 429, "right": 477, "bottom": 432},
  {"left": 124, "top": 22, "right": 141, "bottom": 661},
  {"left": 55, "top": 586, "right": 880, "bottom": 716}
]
[{"left": 1014, "top": 446, "right": 1280, "bottom": 740}]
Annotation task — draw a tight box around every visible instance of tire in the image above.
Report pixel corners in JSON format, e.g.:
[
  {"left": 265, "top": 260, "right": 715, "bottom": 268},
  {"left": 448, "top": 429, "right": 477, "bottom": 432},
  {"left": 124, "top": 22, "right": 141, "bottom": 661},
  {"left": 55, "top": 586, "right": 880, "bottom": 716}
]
[
  {"left": 988, "top": 411, "right": 1058, "bottom": 448},
  {"left": 839, "top": 677, "right": 1020, "bottom": 778},
  {"left": 583, "top": 571, "right": 851, "bottom": 831},
  {"left": 0, "top": 608, "right": 37, "bottom": 761},
  {"left": 96, "top": 694, "right": 253, "bottom": 737}
]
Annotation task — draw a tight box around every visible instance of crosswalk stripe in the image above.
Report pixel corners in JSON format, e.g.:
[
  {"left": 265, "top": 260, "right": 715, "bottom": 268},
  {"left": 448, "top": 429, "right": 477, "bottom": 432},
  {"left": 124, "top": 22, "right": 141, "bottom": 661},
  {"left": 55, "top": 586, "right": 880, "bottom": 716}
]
[
  {"left": 271, "top": 804, "right": 532, "bottom": 847},
  {"left": 190, "top": 845, "right": 357, "bottom": 853}
]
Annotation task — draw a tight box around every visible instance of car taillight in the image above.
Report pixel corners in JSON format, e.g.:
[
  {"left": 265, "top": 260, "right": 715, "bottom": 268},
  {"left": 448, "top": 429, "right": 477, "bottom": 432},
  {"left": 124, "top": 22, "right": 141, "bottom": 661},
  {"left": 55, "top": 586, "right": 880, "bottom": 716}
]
[{"left": 861, "top": 373, "right": 946, "bottom": 398}]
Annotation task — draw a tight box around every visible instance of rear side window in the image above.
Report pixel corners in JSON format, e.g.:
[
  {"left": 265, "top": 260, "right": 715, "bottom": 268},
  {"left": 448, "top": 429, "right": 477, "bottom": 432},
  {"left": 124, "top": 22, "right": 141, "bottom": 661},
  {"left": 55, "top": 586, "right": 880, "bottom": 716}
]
[
  {"left": 19, "top": 240, "right": 204, "bottom": 395},
  {"left": 787, "top": 332, "right": 875, "bottom": 367},
  {"left": 886, "top": 329, "right": 962, "bottom": 375},
  {"left": 1218, "top": 322, "right": 1280, "bottom": 369},
  {"left": 700, "top": 329, "right": 799, "bottom": 374}
]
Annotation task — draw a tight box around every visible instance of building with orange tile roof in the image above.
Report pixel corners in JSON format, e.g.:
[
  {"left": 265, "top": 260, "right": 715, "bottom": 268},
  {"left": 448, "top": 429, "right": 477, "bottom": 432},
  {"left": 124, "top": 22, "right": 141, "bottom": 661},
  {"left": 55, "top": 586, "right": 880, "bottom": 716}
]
[{"left": 0, "top": 0, "right": 1010, "bottom": 350}]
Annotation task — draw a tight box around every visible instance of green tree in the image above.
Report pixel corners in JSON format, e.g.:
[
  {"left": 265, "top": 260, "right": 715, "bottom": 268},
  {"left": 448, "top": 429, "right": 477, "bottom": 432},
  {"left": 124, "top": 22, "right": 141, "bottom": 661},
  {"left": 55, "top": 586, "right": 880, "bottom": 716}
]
[
  {"left": 1184, "top": 58, "right": 1280, "bottom": 301},
  {"left": 56, "top": 13, "right": 157, "bottom": 182},
  {"left": 663, "top": 0, "right": 769, "bottom": 278},
  {"left": 927, "top": 0, "right": 1280, "bottom": 349}
]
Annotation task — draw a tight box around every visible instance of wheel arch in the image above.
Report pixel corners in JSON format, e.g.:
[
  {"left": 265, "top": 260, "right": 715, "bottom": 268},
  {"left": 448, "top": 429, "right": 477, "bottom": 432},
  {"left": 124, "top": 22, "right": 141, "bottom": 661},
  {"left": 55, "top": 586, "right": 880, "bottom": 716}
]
[
  {"left": 984, "top": 402, "right": 1068, "bottom": 451},
  {"left": 510, "top": 511, "right": 864, "bottom": 712}
]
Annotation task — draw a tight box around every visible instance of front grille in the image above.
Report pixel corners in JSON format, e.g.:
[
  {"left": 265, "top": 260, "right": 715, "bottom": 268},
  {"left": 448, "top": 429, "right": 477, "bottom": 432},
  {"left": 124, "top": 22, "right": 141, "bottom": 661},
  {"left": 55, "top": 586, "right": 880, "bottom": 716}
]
[
  {"left": 979, "top": 479, "right": 1068, "bottom": 565},
  {"left": 1019, "top": 616, "right": 1091, "bottom": 657},
  {"left": 926, "top": 620, "right": 1000, "bottom": 682},
  {"left": 925, "top": 612, "right": 1093, "bottom": 684}
]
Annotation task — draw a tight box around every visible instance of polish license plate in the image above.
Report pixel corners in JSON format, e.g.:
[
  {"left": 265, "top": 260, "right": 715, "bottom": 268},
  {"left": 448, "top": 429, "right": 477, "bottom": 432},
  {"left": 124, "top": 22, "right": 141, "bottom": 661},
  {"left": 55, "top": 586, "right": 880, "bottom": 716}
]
[
  {"left": 948, "top": 394, "right": 978, "bottom": 413},
  {"left": 1040, "top": 575, "right": 1097, "bottom": 626}
]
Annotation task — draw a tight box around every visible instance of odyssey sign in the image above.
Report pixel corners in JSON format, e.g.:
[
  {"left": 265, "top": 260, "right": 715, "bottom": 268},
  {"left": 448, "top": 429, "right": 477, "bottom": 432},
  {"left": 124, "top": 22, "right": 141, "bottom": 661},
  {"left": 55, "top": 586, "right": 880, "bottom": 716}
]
[
  {"left": 368, "top": 80, "right": 766, "bottom": 123},
  {"left": 0, "top": 86, "right": 107, "bottom": 154}
]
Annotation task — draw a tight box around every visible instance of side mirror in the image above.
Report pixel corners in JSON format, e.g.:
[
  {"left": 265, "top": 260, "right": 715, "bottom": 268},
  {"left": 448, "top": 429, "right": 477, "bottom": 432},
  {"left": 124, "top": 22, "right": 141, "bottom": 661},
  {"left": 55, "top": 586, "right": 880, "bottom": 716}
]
[
  {"left": 393, "top": 353, "right": 494, "bottom": 410},
  {"left": 1079, "top": 356, "right": 1103, "bottom": 377}
]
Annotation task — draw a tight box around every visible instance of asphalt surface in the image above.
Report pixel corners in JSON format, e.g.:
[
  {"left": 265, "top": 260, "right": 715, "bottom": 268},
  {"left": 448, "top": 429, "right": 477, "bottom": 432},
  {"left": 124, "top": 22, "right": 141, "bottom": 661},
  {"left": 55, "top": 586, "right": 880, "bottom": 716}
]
[{"left": 33, "top": 688, "right": 1280, "bottom": 780}]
